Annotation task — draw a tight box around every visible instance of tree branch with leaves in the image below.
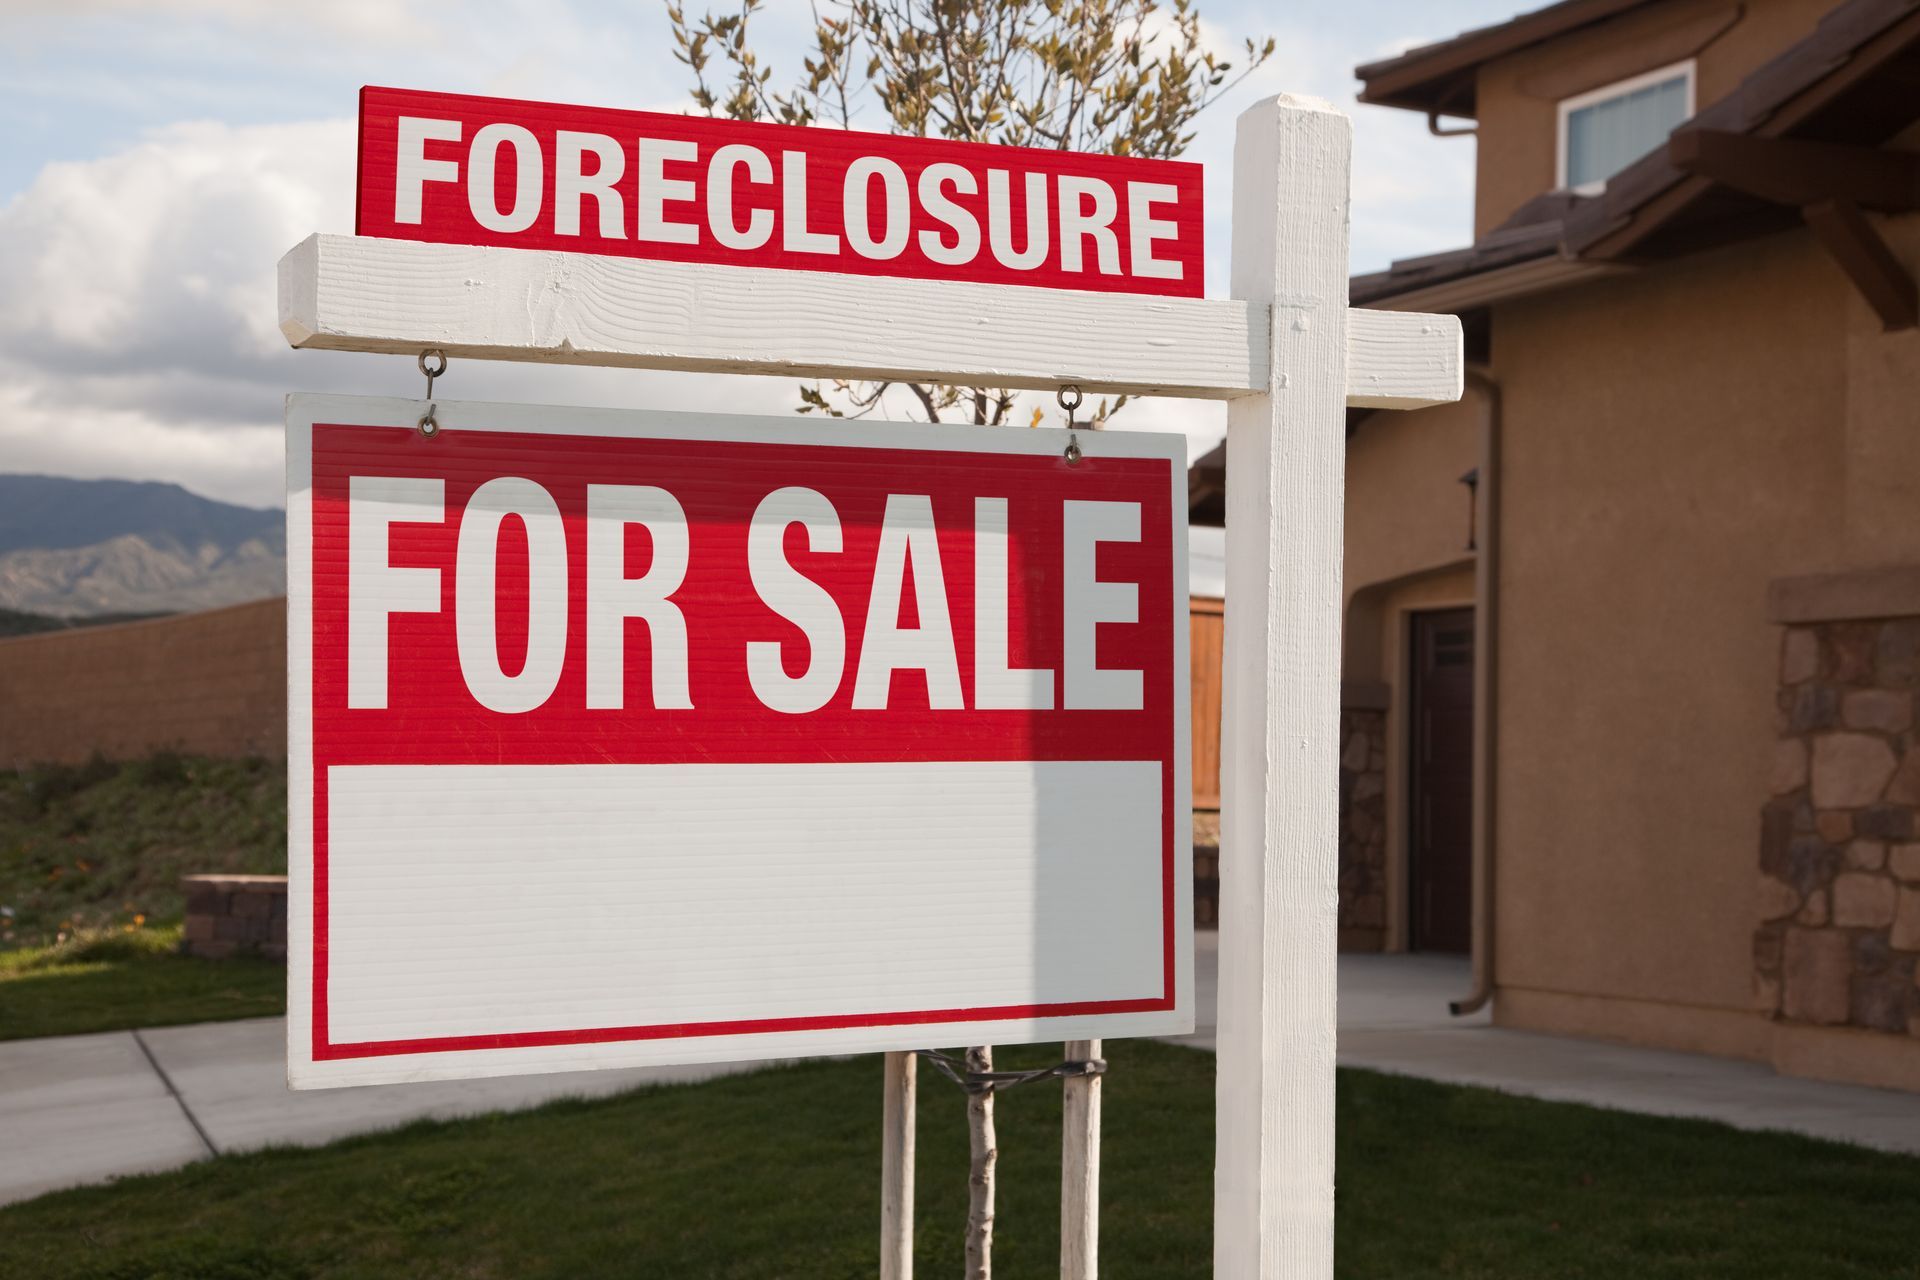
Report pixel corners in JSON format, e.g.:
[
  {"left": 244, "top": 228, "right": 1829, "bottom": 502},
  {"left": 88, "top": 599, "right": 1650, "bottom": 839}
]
[{"left": 669, "top": 0, "right": 1273, "bottom": 428}]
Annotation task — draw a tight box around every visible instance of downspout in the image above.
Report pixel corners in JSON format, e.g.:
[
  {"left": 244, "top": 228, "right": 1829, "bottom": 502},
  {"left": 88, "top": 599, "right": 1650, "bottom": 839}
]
[{"left": 1451, "top": 368, "right": 1501, "bottom": 1016}]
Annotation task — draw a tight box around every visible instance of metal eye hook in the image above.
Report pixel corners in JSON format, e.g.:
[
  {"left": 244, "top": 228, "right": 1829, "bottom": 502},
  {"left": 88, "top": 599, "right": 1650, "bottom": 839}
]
[
  {"left": 1058, "top": 384, "right": 1084, "bottom": 466},
  {"left": 419, "top": 349, "right": 447, "bottom": 394},
  {"left": 417, "top": 350, "right": 448, "bottom": 439}
]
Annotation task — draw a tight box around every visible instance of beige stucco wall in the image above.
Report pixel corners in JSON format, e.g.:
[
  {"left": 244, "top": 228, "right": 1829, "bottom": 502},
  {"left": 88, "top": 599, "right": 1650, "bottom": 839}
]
[
  {"left": 1472, "top": 0, "right": 1834, "bottom": 236},
  {"left": 1842, "top": 213, "right": 1920, "bottom": 564},
  {"left": 1343, "top": 393, "right": 1482, "bottom": 670},
  {"left": 1342, "top": 390, "right": 1483, "bottom": 953},
  {"left": 1490, "top": 227, "right": 1850, "bottom": 1042}
]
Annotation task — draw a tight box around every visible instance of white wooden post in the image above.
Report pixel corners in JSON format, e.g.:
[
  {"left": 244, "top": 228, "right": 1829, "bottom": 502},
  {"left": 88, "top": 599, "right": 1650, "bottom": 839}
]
[
  {"left": 1215, "top": 94, "right": 1350, "bottom": 1279},
  {"left": 1060, "top": 1039, "right": 1101, "bottom": 1280},
  {"left": 881, "top": 1050, "right": 916, "bottom": 1280}
]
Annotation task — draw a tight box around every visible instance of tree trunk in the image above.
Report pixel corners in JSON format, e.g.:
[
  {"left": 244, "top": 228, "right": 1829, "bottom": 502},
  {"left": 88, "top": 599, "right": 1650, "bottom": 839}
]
[{"left": 964, "top": 1045, "right": 997, "bottom": 1280}]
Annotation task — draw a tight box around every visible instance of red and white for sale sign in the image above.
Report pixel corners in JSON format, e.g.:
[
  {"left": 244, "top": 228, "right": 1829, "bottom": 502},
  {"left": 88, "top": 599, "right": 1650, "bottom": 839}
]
[
  {"left": 287, "top": 395, "right": 1191, "bottom": 1087},
  {"left": 356, "top": 86, "right": 1204, "bottom": 298}
]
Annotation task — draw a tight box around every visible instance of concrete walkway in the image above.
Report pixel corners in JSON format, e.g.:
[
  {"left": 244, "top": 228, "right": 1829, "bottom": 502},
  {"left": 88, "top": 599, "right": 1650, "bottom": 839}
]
[
  {"left": 0, "top": 1020, "right": 781, "bottom": 1206},
  {"left": 6, "top": 941, "right": 1920, "bottom": 1206},
  {"left": 1181, "top": 934, "right": 1920, "bottom": 1157}
]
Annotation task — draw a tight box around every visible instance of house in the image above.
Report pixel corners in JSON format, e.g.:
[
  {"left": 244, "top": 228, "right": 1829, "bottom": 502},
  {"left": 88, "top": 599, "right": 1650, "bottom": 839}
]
[{"left": 1189, "top": 0, "right": 1920, "bottom": 1091}]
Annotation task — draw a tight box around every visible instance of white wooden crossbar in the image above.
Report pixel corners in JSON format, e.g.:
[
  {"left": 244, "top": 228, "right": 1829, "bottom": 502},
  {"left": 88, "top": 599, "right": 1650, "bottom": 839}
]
[{"left": 279, "top": 233, "right": 1461, "bottom": 410}]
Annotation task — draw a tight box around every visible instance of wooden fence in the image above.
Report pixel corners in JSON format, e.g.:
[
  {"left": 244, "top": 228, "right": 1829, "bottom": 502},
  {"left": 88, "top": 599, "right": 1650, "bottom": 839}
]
[
  {"left": 0, "top": 593, "right": 1231, "bottom": 814},
  {"left": 1190, "top": 595, "right": 1224, "bottom": 810},
  {"left": 0, "top": 598, "right": 286, "bottom": 768}
]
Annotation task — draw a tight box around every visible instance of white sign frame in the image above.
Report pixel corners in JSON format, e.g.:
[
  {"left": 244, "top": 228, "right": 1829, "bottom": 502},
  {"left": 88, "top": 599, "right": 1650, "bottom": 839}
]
[{"left": 280, "top": 95, "right": 1465, "bottom": 1277}]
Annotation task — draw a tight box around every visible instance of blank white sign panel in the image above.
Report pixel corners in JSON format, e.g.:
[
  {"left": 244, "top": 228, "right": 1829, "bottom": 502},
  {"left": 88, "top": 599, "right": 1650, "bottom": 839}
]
[{"left": 327, "top": 761, "right": 1162, "bottom": 1044}]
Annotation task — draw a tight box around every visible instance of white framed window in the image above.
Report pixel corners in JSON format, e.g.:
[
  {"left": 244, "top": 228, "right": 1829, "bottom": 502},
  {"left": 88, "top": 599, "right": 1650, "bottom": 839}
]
[{"left": 1557, "top": 60, "right": 1696, "bottom": 193}]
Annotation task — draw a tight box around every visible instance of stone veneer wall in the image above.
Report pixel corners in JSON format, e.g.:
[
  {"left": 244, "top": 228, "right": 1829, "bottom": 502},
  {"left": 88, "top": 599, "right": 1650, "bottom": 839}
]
[
  {"left": 1339, "top": 706, "right": 1388, "bottom": 950},
  {"left": 1757, "top": 617, "right": 1920, "bottom": 1034}
]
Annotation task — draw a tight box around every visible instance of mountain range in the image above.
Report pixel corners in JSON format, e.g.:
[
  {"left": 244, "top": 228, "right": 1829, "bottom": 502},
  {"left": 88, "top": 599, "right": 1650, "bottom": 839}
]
[{"left": 0, "top": 474, "right": 285, "bottom": 618}]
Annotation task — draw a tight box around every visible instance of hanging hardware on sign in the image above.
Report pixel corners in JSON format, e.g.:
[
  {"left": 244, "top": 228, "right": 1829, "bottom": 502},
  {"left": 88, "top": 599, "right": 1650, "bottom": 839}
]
[
  {"left": 416, "top": 349, "right": 448, "bottom": 438},
  {"left": 915, "top": 1048, "right": 1106, "bottom": 1096},
  {"left": 1059, "top": 385, "right": 1085, "bottom": 465}
]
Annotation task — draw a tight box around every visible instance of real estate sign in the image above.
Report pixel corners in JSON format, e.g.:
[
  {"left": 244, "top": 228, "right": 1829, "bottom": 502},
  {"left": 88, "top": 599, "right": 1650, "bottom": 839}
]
[
  {"left": 356, "top": 85, "right": 1204, "bottom": 297},
  {"left": 286, "top": 393, "right": 1192, "bottom": 1088}
]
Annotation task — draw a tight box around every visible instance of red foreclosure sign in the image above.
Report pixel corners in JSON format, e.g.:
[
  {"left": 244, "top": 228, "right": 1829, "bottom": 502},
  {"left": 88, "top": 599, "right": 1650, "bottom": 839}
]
[
  {"left": 286, "top": 395, "right": 1193, "bottom": 1087},
  {"left": 356, "top": 86, "right": 1204, "bottom": 297}
]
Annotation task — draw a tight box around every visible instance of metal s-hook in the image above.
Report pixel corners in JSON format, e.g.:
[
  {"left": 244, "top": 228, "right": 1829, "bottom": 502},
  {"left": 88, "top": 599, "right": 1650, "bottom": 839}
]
[
  {"left": 1058, "top": 385, "right": 1084, "bottom": 465},
  {"left": 417, "top": 349, "right": 448, "bottom": 438}
]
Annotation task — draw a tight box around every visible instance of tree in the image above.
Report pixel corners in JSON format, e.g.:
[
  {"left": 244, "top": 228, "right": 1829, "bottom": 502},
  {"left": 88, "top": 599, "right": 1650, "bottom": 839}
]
[
  {"left": 667, "top": 6, "right": 1271, "bottom": 1273},
  {"left": 669, "top": 0, "right": 1274, "bottom": 429}
]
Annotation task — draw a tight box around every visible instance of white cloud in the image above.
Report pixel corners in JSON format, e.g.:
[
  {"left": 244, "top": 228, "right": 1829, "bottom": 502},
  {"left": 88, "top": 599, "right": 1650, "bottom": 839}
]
[
  {"left": 0, "top": 119, "right": 352, "bottom": 363},
  {"left": 0, "top": 117, "right": 816, "bottom": 505},
  {"left": 0, "top": 385, "right": 284, "bottom": 507},
  {"left": 6, "top": 0, "right": 431, "bottom": 44},
  {"left": 0, "top": 118, "right": 348, "bottom": 502},
  {"left": 0, "top": 0, "right": 1512, "bottom": 505}
]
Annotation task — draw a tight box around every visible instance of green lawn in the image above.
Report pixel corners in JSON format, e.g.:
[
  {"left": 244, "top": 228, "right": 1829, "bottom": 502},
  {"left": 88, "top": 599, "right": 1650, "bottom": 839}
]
[
  {"left": 0, "top": 926, "right": 283, "bottom": 1041},
  {"left": 0, "top": 753, "right": 288, "bottom": 1037},
  {"left": 3, "top": 1040, "right": 1917, "bottom": 1279},
  {"left": 0, "top": 753, "right": 286, "bottom": 950}
]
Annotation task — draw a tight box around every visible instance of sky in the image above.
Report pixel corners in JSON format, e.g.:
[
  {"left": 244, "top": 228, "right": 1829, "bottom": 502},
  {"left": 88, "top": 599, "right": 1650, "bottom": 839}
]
[{"left": 0, "top": 0, "right": 1523, "bottom": 510}]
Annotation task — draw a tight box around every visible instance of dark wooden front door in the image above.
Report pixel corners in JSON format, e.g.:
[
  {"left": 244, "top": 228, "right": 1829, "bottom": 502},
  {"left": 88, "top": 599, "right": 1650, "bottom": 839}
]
[{"left": 1410, "top": 608, "right": 1474, "bottom": 954}]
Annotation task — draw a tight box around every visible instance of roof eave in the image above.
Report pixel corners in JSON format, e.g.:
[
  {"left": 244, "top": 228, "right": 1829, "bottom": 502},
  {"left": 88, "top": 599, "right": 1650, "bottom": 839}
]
[
  {"left": 1354, "top": 79, "right": 1479, "bottom": 119},
  {"left": 1353, "top": 0, "right": 1660, "bottom": 119},
  {"left": 1353, "top": 253, "right": 1630, "bottom": 315}
]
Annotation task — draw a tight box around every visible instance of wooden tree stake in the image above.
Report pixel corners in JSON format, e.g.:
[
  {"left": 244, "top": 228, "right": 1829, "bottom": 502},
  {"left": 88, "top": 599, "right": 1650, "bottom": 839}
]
[
  {"left": 1061, "top": 1039, "right": 1102, "bottom": 1280},
  {"left": 881, "top": 1050, "right": 916, "bottom": 1280}
]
